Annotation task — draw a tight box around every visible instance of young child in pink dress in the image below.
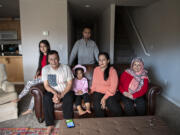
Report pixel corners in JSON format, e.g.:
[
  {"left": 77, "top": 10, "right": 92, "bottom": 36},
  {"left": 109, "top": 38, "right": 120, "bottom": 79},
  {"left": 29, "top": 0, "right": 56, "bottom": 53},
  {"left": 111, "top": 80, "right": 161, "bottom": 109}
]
[{"left": 72, "top": 65, "right": 91, "bottom": 116}]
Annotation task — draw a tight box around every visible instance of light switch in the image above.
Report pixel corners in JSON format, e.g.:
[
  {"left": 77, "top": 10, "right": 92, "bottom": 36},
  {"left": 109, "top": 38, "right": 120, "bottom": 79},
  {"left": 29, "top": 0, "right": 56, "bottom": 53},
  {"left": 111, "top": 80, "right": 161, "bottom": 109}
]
[{"left": 42, "top": 31, "right": 49, "bottom": 36}]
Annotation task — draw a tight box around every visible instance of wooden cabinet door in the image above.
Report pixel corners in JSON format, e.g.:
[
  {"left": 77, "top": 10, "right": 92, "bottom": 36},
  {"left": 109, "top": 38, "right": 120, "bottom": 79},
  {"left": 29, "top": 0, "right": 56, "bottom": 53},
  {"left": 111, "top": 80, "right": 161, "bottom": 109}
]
[
  {"left": 0, "top": 20, "right": 21, "bottom": 40},
  {"left": 0, "top": 56, "right": 24, "bottom": 83}
]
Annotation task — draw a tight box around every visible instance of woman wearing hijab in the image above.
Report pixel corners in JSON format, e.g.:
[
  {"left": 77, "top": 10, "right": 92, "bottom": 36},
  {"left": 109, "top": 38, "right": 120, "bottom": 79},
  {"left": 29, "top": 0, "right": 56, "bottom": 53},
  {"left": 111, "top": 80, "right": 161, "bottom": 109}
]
[{"left": 118, "top": 57, "right": 149, "bottom": 116}]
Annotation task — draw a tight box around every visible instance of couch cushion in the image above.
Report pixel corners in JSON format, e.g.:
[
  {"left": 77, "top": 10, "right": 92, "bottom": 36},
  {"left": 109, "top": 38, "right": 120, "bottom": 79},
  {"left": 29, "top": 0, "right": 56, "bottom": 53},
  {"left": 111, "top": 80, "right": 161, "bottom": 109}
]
[
  {"left": 84, "top": 65, "right": 96, "bottom": 88},
  {"left": 0, "top": 102, "right": 18, "bottom": 122},
  {"left": 0, "top": 64, "right": 7, "bottom": 89},
  {"left": 0, "top": 89, "right": 17, "bottom": 104},
  {"left": 1, "top": 81, "right": 15, "bottom": 92}
]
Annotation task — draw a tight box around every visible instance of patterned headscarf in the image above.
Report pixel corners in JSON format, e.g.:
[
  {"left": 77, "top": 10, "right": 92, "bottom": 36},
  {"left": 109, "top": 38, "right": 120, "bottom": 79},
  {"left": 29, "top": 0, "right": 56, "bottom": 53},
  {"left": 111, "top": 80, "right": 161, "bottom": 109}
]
[{"left": 126, "top": 57, "right": 148, "bottom": 94}]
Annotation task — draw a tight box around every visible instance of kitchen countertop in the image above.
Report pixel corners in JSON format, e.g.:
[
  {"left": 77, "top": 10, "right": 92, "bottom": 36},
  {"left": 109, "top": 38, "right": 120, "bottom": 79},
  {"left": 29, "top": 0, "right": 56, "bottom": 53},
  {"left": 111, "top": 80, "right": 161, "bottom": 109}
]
[
  {"left": 0, "top": 40, "right": 21, "bottom": 44},
  {"left": 0, "top": 56, "right": 22, "bottom": 57}
]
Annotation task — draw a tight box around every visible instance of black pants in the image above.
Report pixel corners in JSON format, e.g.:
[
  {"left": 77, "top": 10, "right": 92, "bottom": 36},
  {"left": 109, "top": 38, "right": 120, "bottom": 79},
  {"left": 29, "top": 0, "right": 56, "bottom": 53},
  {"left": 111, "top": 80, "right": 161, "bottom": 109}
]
[
  {"left": 75, "top": 93, "right": 90, "bottom": 106},
  {"left": 92, "top": 92, "right": 122, "bottom": 117},
  {"left": 117, "top": 92, "right": 146, "bottom": 116},
  {"left": 43, "top": 91, "right": 74, "bottom": 126}
]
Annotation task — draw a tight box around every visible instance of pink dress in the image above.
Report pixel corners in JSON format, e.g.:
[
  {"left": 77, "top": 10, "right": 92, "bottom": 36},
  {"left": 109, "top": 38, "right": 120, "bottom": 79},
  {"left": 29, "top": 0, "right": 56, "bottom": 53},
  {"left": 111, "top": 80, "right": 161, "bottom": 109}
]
[{"left": 73, "top": 77, "right": 88, "bottom": 95}]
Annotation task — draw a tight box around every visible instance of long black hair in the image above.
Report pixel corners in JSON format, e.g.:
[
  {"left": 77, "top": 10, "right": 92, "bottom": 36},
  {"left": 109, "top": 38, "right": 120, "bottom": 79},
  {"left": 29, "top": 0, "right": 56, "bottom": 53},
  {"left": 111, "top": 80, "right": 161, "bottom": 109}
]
[
  {"left": 98, "top": 52, "right": 111, "bottom": 81},
  {"left": 36, "top": 40, "right": 51, "bottom": 75}
]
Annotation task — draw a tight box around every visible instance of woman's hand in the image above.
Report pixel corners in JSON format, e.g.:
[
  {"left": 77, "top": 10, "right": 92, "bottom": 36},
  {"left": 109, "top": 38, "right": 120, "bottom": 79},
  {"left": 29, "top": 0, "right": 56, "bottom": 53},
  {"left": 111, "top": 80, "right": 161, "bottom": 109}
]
[
  {"left": 100, "top": 97, "right": 107, "bottom": 110},
  {"left": 34, "top": 75, "right": 38, "bottom": 79},
  {"left": 89, "top": 90, "right": 94, "bottom": 95},
  {"left": 123, "top": 92, "right": 129, "bottom": 97},
  {"left": 34, "top": 75, "right": 41, "bottom": 79},
  {"left": 37, "top": 75, "right": 41, "bottom": 79},
  {"left": 127, "top": 94, "right": 133, "bottom": 99},
  {"left": 123, "top": 92, "right": 133, "bottom": 99}
]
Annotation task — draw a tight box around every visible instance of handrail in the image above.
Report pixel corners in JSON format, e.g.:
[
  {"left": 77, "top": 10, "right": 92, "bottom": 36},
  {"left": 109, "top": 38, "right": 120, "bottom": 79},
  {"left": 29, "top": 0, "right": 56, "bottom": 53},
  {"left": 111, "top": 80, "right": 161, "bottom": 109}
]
[{"left": 126, "top": 9, "right": 150, "bottom": 56}]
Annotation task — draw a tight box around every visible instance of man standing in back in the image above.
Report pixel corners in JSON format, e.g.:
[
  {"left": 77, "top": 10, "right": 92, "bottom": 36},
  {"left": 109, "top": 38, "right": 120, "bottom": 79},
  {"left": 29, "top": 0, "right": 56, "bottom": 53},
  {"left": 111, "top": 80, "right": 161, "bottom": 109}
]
[{"left": 69, "top": 27, "right": 99, "bottom": 66}]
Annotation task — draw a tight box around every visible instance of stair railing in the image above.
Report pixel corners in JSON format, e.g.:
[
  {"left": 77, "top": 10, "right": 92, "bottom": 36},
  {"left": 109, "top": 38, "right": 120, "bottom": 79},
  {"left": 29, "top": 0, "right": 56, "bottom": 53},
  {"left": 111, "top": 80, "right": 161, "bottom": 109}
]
[{"left": 126, "top": 9, "right": 150, "bottom": 56}]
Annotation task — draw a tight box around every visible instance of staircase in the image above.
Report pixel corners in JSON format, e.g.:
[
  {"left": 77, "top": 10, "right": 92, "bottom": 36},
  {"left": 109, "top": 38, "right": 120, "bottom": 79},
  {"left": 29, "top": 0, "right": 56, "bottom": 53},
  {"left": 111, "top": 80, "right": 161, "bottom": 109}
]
[{"left": 114, "top": 7, "right": 135, "bottom": 64}]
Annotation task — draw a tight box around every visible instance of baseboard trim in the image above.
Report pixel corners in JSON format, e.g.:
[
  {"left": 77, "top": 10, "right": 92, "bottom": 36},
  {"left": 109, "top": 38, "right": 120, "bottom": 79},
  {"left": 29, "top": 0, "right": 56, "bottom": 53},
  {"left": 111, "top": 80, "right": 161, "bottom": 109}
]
[{"left": 161, "top": 93, "right": 180, "bottom": 108}]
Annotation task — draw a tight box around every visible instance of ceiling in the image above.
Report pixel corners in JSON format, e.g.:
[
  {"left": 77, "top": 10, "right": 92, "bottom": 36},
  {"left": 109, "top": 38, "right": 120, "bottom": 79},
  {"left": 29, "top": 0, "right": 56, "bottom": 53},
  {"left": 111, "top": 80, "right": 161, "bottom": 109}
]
[
  {"left": 68, "top": 0, "right": 114, "bottom": 22},
  {"left": 68, "top": 0, "right": 158, "bottom": 23},
  {"left": 0, "top": 0, "right": 157, "bottom": 19}
]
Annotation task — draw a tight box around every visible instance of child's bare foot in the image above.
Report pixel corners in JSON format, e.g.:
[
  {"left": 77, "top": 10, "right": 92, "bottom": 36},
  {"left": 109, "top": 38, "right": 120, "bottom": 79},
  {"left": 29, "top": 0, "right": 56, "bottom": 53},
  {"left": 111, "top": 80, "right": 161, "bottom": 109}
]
[
  {"left": 78, "top": 110, "right": 87, "bottom": 116},
  {"left": 47, "top": 126, "right": 54, "bottom": 135},
  {"left": 77, "top": 105, "right": 87, "bottom": 116},
  {"left": 86, "top": 110, "right": 92, "bottom": 114},
  {"left": 21, "top": 109, "right": 33, "bottom": 115}
]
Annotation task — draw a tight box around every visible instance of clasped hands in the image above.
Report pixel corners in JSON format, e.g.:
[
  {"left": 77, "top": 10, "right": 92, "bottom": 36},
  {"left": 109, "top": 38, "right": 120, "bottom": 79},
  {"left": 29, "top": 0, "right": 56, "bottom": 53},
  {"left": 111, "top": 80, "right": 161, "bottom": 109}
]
[
  {"left": 76, "top": 90, "right": 83, "bottom": 95},
  {"left": 52, "top": 92, "right": 65, "bottom": 104}
]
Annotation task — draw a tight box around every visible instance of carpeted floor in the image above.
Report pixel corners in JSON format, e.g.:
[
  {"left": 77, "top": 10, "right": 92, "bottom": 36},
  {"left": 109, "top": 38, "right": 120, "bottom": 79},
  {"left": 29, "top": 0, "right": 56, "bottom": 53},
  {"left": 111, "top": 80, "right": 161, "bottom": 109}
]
[{"left": 0, "top": 85, "right": 61, "bottom": 128}]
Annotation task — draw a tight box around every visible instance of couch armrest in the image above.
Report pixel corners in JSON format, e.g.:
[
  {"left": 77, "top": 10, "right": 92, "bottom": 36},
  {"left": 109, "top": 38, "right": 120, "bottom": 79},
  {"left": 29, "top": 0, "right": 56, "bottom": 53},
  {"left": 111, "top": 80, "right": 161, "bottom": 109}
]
[
  {"left": 30, "top": 83, "right": 45, "bottom": 123},
  {"left": 30, "top": 83, "right": 45, "bottom": 97},
  {"left": 146, "top": 83, "right": 161, "bottom": 115},
  {"left": 1, "top": 81, "right": 15, "bottom": 92}
]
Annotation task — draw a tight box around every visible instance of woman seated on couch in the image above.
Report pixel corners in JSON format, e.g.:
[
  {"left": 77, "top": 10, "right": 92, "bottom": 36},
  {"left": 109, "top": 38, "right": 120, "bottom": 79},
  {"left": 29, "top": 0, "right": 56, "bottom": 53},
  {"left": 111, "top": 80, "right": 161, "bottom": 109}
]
[
  {"left": 118, "top": 57, "right": 149, "bottom": 116},
  {"left": 91, "top": 52, "right": 122, "bottom": 117}
]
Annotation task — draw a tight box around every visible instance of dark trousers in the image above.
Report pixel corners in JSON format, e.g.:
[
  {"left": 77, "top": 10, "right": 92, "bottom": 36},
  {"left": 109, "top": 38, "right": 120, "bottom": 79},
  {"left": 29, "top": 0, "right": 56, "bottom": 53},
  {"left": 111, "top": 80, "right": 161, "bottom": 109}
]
[
  {"left": 117, "top": 92, "right": 146, "bottom": 116},
  {"left": 92, "top": 92, "right": 122, "bottom": 117},
  {"left": 75, "top": 93, "right": 90, "bottom": 106},
  {"left": 43, "top": 90, "right": 74, "bottom": 126}
]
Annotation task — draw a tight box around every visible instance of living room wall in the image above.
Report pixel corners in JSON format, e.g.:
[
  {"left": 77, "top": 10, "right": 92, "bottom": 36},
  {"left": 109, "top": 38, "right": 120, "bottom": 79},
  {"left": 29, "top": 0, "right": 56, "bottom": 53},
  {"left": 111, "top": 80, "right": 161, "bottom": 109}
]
[
  {"left": 20, "top": 0, "right": 68, "bottom": 82},
  {"left": 129, "top": 0, "right": 180, "bottom": 106},
  {"left": 127, "top": 1, "right": 180, "bottom": 132},
  {"left": 98, "top": 4, "right": 115, "bottom": 64}
]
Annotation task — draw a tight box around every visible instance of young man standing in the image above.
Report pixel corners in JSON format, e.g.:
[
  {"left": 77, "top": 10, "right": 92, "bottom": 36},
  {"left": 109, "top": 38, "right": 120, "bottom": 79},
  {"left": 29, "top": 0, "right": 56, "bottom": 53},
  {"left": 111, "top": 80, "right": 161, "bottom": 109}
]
[
  {"left": 42, "top": 50, "right": 74, "bottom": 134},
  {"left": 69, "top": 27, "right": 99, "bottom": 66}
]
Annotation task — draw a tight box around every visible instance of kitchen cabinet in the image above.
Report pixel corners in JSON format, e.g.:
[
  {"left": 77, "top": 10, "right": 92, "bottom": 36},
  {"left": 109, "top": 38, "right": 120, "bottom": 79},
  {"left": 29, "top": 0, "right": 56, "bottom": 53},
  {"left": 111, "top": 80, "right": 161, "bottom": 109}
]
[
  {"left": 0, "top": 56, "right": 24, "bottom": 83},
  {"left": 0, "top": 20, "right": 21, "bottom": 40}
]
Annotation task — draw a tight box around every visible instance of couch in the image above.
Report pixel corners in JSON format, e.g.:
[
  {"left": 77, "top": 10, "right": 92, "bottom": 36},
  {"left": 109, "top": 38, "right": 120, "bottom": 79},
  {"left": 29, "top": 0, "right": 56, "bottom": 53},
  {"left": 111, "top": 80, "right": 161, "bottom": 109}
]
[
  {"left": 0, "top": 64, "right": 18, "bottom": 122},
  {"left": 30, "top": 64, "right": 161, "bottom": 123}
]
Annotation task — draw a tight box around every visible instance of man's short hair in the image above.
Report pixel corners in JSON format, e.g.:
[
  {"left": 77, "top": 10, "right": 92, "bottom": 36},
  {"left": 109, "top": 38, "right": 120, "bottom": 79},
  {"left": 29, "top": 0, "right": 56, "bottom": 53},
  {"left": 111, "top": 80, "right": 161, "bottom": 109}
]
[
  {"left": 82, "top": 26, "right": 91, "bottom": 32},
  {"left": 48, "top": 50, "right": 59, "bottom": 60}
]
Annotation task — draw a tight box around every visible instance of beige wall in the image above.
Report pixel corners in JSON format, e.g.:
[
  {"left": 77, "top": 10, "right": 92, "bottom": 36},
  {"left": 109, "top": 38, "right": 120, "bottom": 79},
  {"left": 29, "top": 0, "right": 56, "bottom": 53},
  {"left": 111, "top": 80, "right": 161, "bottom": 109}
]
[
  {"left": 98, "top": 4, "right": 115, "bottom": 63},
  {"left": 67, "top": 4, "right": 75, "bottom": 58},
  {"left": 20, "top": 0, "right": 68, "bottom": 82},
  {"left": 129, "top": 0, "right": 180, "bottom": 107}
]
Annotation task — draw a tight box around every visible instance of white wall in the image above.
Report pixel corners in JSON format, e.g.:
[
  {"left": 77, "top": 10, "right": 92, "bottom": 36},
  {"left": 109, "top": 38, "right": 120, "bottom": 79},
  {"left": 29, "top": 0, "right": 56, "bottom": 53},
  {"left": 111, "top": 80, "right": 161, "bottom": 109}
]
[
  {"left": 98, "top": 4, "right": 115, "bottom": 63},
  {"left": 67, "top": 4, "right": 74, "bottom": 57},
  {"left": 129, "top": 0, "right": 180, "bottom": 107},
  {"left": 20, "top": 0, "right": 68, "bottom": 82}
]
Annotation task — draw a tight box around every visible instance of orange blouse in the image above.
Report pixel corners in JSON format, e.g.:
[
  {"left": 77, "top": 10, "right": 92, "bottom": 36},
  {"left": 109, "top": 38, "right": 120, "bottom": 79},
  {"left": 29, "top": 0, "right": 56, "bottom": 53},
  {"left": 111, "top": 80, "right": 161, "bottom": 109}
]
[{"left": 91, "top": 66, "right": 118, "bottom": 99}]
